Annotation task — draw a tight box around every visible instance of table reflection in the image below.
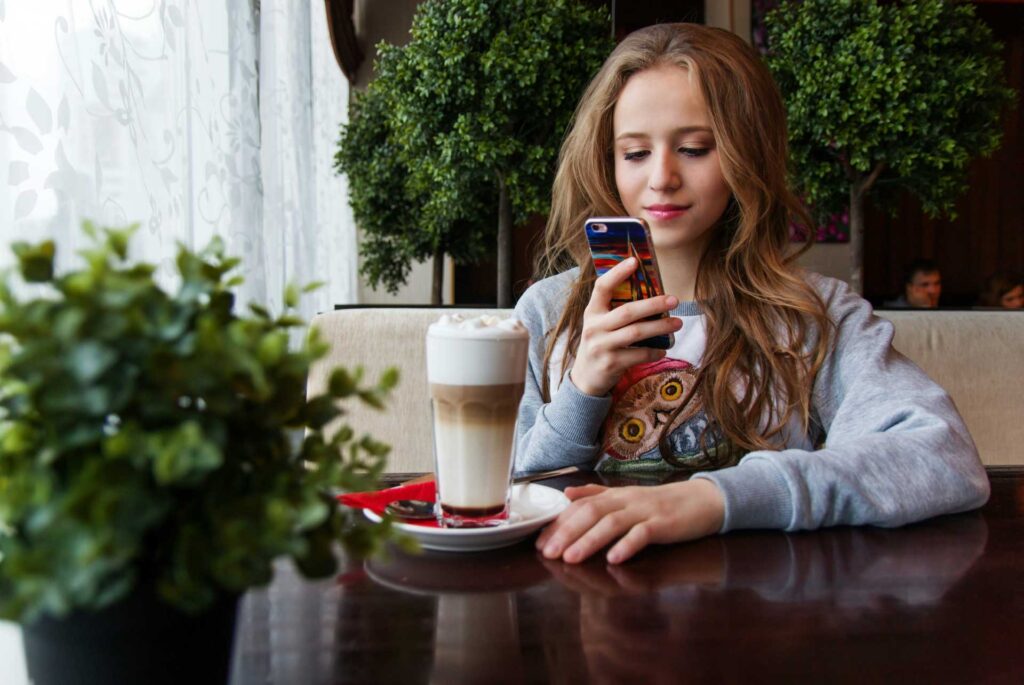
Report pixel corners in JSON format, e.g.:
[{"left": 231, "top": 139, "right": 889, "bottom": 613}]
[
  {"left": 231, "top": 511, "right": 988, "bottom": 685},
  {"left": 360, "top": 544, "right": 551, "bottom": 685},
  {"left": 543, "top": 513, "right": 988, "bottom": 685},
  {"left": 543, "top": 512, "right": 987, "bottom": 606}
]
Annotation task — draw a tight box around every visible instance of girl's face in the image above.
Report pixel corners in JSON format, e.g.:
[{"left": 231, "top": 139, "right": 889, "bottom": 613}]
[{"left": 613, "top": 64, "right": 731, "bottom": 256}]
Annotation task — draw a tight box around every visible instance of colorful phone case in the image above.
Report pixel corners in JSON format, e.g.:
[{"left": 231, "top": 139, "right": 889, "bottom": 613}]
[{"left": 585, "top": 217, "right": 673, "bottom": 349}]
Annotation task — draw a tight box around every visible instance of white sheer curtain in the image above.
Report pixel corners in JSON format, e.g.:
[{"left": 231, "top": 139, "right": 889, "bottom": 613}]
[
  {"left": 0, "top": 4, "right": 355, "bottom": 679},
  {"left": 0, "top": 0, "right": 356, "bottom": 319}
]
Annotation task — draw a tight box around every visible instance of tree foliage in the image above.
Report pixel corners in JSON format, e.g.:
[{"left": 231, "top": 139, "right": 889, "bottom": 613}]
[
  {"left": 337, "top": 0, "right": 611, "bottom": 303},
  {"left": 767, "top": 0, "right": 1014, "bottom": 219},
  {"left": 336, "top": 79, "right": 490, "bottom": 296},
  {"left": 765, "top": 0, "right": 1015, "bottom": 291}
]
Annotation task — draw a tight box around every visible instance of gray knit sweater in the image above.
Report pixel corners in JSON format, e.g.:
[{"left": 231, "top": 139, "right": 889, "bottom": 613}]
[{"left": 512, "top": 268, "right": 990, "bottom": 533}]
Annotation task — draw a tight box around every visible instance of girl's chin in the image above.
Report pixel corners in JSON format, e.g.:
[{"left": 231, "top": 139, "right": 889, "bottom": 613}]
[
  {"left": 650, "top": 225, "right": 716, "bottom": 254},
  {"left": 644, "top": 211, "right": 705, "bottom": 230}
]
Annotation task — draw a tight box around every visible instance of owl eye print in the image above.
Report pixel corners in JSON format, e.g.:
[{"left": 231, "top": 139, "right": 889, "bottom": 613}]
[
  {"left": 619, "top": 417, "right": 647, "bottom": 444},
  {"left": 660, "top": 379, "right": 683, "bottom": 401}
]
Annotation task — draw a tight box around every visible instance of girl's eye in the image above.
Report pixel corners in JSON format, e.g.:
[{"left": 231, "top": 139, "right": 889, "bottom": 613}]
[
  {"left": 680, "top": 147, "right": 710, "bottom": 157},
  {"left": 623, "top": 150, "right": 649, "bottom": 162}
]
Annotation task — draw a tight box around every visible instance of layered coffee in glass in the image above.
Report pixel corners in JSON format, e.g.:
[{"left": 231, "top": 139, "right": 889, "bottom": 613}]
[{"left": 426, "top": 314, "right": 529, "bottom": 527}]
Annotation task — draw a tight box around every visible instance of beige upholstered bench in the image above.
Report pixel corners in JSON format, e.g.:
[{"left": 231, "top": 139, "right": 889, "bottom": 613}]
[
  {"left": 308, "top": 308, "right": 504, "bottom": 473},
  {"left": 308, "top": 307, "right": 1024, "bottom": 472},
  {"left": 876, "top": 310, "right": 1021, "bottom": 467}
]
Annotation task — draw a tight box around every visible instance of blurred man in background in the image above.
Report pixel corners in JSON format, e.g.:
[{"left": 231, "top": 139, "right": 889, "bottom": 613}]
[{"left": 885, "top": 259, "right": 942, "bottom": 308}]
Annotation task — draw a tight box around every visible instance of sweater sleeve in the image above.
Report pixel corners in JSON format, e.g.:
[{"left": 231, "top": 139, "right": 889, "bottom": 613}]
[
  {"left": 693, "top": 275, "right": 990, "bottom": 532},
  {"left": 512, "top": 274, "right": 610, "bottom": 474}
]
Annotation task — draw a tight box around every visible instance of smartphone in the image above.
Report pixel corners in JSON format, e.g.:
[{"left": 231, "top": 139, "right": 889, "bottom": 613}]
[{"left": 584, "top": 216, "right": 674, "bottom": 350}]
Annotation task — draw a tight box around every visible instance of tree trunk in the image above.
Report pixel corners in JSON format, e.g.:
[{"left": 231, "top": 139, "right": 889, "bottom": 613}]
[
  {"left": 431, "top": 247, "right": 443, "bottom": 305},
  {"left": 496, "top": 175, "right": 513, "bottom": 308},
  {"left": 846, "top": 162, "right": 885, "bottom": 296},
  {"left": 848, "top": 181, "right": 864, "bottom": 295}
]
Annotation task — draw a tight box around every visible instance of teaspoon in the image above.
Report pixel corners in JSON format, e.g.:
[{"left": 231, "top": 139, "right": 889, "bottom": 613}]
[{"left": 385, "top": 499, "right": 437, "bottom": 520}]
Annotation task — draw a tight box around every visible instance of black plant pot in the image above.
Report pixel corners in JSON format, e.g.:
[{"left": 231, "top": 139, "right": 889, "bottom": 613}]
[{"left": 22, "top": 583, "right": 239, "bottom": 685}]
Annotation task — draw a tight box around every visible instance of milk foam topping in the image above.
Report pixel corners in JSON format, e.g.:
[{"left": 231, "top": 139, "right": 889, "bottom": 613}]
[
  {"left": 426, "top": 314, "right": 529, "bottom": 386},
  {"left": 428, "top": 313, "right": 527, "bottom": 338}
]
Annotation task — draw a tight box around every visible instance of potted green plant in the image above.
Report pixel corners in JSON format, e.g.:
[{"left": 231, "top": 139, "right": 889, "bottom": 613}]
[{"left": 0, "top": 224, "right": 399, "bottom": 684}]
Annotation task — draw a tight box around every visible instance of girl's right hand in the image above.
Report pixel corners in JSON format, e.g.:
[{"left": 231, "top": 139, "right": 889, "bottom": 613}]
[{"left": 570, "top": 257, "right": 683, "bottom": 397}]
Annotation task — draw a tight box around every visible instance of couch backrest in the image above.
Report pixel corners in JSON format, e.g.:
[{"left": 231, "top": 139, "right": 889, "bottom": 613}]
[
  {"left": 877, "top": 310, "right": 1022, "bottom": 466},
  {"left": 308, "top": 308, "right": 505, "bottom": 473},
  {"left": 308, "top": 307, "right": 1023, "bottom": 472}
]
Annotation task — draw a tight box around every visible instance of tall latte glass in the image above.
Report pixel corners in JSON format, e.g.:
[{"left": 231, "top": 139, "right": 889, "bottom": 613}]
[{"left": 426, "top": 314, "right": 529, "bottom": 528}]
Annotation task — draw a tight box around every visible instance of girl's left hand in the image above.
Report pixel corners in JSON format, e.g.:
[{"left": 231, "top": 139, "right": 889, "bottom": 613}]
[{"left": 536, "top": 480, "right": 726, "bottom": 564}]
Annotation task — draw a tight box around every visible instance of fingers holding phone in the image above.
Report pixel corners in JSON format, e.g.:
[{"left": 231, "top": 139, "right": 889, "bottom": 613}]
[
  {"left": 572, "top": 320, "right": 671, "bottom": 398},
  {"left": 586, "top": 254, "right": 638, "bottom": 312},
  {"left": 590, "top": 257, "right": 680, "bottom": 339},
  {"left": 585, "top": 217, "right": 676, "bottom": 348},
  {"left": 571, "top": 221, "right": 684, "bottom": 397},
  {"left": 572, "top": 291, "right": 681, "bottom": 396}
]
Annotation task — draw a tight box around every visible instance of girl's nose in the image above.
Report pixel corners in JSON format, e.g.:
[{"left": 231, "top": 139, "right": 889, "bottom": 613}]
[{"left": 649, "top": 151, "right": 682, "bottom": 192}]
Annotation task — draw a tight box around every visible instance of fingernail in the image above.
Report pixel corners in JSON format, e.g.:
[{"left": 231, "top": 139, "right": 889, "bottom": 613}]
[
  {"left": 607, "top": 550, "right": 622, "bottom": 564},
  {"left": 666, "top": 296, "right": 678, "bottom": 307}
]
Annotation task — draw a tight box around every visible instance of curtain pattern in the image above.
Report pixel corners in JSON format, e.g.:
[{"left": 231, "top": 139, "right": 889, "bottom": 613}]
[{"left": 0, "top": 0, "right": 356, "bottom": 318}]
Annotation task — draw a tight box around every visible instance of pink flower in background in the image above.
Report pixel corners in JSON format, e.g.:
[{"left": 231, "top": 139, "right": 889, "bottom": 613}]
[{"left": 790, "top": 206, "right": 850, "bottom": 244}]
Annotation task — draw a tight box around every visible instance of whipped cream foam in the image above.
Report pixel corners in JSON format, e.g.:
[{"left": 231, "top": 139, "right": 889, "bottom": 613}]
[
  {"left": 426, "top": 314, "right": 529, "bottom": 386},
  {"left": 428, "top": 313, "right": 527, "bottom": 337}
]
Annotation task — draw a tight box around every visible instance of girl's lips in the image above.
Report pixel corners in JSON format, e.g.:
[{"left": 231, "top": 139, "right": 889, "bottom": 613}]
[{"left": 645, "top": 205, "right": 691, "bottom": 220}]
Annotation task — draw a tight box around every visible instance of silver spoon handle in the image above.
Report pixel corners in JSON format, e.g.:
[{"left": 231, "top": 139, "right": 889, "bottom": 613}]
[{"left": 512, "top": 466, "right": 580, "bottom": 484}]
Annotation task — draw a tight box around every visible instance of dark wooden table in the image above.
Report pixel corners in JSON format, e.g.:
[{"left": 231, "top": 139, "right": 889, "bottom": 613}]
[{"left": 229, "top": 468, "right": 1024, "bottom": 684}]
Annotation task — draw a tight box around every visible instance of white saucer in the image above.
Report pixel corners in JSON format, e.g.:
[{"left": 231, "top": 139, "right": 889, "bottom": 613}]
[{"left": 363, "top": 483, "right": 569, "bottom": 552}]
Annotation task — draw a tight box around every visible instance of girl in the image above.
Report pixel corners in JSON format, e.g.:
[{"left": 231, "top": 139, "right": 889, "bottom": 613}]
[{"left": 512, "top": 24, "right": 988, "bottom": 565}]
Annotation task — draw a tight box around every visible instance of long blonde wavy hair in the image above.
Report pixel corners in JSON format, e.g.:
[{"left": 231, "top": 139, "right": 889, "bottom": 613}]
[{"left": 537, "top": 23, "right": 833, "bottom": 453}]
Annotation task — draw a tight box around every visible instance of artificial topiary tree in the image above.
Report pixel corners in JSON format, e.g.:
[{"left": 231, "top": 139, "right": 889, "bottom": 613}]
[
  {"left": 335, "top": 81, "right": 490, "bottom": 304},
  {"left": 337, "top": 0, "right": 611, "bottom": 306},
  {"left": 766, "top": 0, "right": 1016, "bottom": 293}
]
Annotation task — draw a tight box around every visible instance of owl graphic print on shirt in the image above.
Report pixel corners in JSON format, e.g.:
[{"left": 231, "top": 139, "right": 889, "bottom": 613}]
[{"left": 594, "top": 357, "right": 744, "bottom": 474}]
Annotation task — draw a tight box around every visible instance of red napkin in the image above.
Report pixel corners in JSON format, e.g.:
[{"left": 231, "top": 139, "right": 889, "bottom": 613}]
[{"left": 338, "top": 481, "right": 440, "bottom": 528}]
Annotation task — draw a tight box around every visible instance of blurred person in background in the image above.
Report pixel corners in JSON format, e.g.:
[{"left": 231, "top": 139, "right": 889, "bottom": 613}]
[
  {"left": 885, "top": 259, "right": 942, "bottom": 308},
  {"left": 978, "top": 272, "right": 1023, "bottom": 309}
]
